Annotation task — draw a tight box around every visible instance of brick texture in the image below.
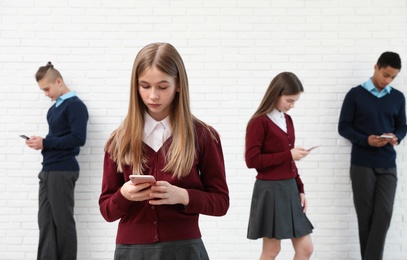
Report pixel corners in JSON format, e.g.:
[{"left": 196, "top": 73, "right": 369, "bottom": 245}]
[{"left": 1, "top": 0, "right": 406, "bottom": 259}]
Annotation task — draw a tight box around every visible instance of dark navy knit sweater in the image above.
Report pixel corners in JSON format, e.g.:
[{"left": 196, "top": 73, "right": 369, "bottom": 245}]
[
  {"left": 338, "top": 85, "right": 407, "bottom": 168},
  {"left": 41, "top": 96, "right": 88, "bottom": 171}
]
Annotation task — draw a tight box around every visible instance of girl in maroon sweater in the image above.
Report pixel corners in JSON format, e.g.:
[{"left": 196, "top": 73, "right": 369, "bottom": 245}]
[
  {"left": 99, "top": 43, "right": 229, "bottom": 260},
  {"left": 245, "top": 72, "right": 314, "bottom": 260}
]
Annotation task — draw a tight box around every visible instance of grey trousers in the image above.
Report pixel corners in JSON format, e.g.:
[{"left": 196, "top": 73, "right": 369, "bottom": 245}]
[
  {"left": 350, "top": 165, "right": 397, "bottom": 260},
  {"left": 37, "top": 171, "right": 79, "bottom": 260}
]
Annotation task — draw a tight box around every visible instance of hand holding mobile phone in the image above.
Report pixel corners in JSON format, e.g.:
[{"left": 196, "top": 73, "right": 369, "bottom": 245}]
[
  {"left": 129, "top": 175, "right": 156, "bottom": 185},
  {"left": 20, "top": 135, "right": 29, "bottom": 140}
]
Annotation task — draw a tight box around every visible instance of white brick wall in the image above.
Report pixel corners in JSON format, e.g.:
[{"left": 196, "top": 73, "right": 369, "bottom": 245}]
[{"left": 1, "top": 0, "right": 406, "bottom": 259}]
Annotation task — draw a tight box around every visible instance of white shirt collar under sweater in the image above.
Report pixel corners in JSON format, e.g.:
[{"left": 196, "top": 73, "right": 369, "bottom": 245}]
[
  {"left": 267, "top": 108, "right": 287, "bottom": 132},
  {"left": 143, "top": 112, "right": 171, "bottom": 152}
]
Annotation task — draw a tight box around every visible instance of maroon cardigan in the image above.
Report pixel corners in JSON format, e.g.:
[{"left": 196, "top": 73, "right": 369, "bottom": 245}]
[
  {"left": 245, "top": 114, "right": 304, "bottom": 193},
  {"left": 99, "top": 122, "right": 229, "bottom": 244}
]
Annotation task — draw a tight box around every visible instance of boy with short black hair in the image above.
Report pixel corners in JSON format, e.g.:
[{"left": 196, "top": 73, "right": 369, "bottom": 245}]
[{"left": 338, "top": 52, "right": 407, "bottom": 260}]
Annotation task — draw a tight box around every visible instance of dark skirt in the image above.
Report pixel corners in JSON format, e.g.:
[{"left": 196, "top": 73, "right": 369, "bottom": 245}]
[
  {"left": 114, "top": 238, "right": 209, "bottom": 260},
  {"left": 247, "top": 178, "right": 314, "bottom": 240}
]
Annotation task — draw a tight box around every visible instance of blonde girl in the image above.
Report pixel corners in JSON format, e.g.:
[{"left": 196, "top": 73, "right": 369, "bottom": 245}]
[{"left": 99, "top": 43, "right": 229, "bottom": 260}]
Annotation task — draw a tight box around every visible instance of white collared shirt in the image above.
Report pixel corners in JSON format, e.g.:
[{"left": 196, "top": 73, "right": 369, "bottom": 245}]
[
  {"left": 143, "top": 112, "right": 171, "bottom": 152},
  {"left": 267, "top": 108, "right": 287, "bottom": 132}
]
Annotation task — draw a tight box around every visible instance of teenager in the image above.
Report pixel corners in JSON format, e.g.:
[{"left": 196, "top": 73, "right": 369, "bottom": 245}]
[
  {"left": 338, "top": 51, "right": 407, "bottom": 260},
  {"left": 245, "top": 72, "right": 314, "bottom": 260},
  {"left": 99, "top": 42, "right": 229, "bottom": 260},
  {"left": 26, "top": 62, "right": 88, "bottom": 260}
]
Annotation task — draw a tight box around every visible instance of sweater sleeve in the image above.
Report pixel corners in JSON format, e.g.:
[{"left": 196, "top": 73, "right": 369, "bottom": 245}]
[
  {"left": 338, "top": 88, "right": 370, "bottom": 146},
  {"left": 393, "top": 93, "right": 407, "bottom": 143},
  {"left": 295, "top": 174, "right": 304, "bottom": 194},
  {"left": 99, "top": 152, "right": 135, "bottom": 222},
  {"left": 183, "top": 126, "right": 229, "bottom": 217}
]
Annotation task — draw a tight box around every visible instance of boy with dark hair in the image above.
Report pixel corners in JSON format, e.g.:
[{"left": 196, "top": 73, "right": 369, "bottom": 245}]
[
  {"left": 25, "top": 62, "right": 88, "bottom": 260},
  {"left": 338, "top": 52, "right": 407, "bottom": 260}
]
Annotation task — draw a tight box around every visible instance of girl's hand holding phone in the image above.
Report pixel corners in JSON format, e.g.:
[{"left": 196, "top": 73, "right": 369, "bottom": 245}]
[
  {"left": 120, "top": 181, "right": 154, "bottom": 202},
  {"left": 291, "top": 147, "right": 310, "bottom": 161},
  {"left": 149, "top": 181, "right": 189, "bottom": 206}
]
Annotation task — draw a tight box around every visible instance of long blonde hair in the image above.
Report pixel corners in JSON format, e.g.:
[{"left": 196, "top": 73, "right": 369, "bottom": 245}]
[
  {"left": 249, "top": 71, "right": 304, "bottom": 123},
  {"left": 106, "top": 43, "right": 198, "bottom": 178}
]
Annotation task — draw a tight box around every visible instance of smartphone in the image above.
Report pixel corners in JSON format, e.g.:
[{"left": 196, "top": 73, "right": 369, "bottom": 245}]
[
  {"left": 379, "top": 135, "right": 393, "bottom": 139},
  {"left": 306, "top": 145, "right": 320, "bottom": 151},
  {"left": 129, "top": 175, "right": 156, "bottom": 184},
  {"left": 20, "top": 135, "right": 29, "bottom": 140}
]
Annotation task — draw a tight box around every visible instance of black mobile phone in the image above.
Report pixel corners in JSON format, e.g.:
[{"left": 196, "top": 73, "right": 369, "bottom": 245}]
[{"left": 20, "top": 135, "right": 29, "bottom": 140}]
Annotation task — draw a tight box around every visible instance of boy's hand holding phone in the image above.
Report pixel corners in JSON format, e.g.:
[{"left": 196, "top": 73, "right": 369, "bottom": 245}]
[
  {"left": 378, "top": 134, "right": 398, "bottom": 146},
  {"left": 369, "top": 134, "right": 397, "bottom": 147},
  {"left": 24, "top": 136, "right": 44, "bottom": 150}
]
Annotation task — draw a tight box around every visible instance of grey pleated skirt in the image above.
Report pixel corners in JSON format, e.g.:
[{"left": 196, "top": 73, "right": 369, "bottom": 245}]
[
  {"left": 247, "top": 178, "right": 314, "bottom": 240},
  {"left": 114, "top": 238, "right": 209, "bottom": 260}
]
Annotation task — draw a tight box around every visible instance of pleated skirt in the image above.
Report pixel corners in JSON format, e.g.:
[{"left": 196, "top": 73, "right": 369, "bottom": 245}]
[
  {"left": 114, "top": 238, "right": 209, "bottom": 260},
  {"left": 247, "top": 178, "right": 314, "bottom": 240}
]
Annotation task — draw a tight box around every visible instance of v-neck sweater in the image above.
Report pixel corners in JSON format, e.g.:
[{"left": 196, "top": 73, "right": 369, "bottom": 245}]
[
  {"left": 338, "top": 85, "right": 407, "bottom": 168},
  {"left": 41, "top": 96, "right": 88, "bottom": 171}
]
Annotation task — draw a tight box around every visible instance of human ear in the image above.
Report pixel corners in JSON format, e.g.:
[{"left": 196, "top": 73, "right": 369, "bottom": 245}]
[{"left": 56, "top": 78, "right": 63, "bottom": 86}]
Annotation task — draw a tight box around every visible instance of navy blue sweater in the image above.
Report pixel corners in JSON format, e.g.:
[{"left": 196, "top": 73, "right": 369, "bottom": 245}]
[
  {"left": 41, "top": 96, "right": 88, "bottom": 171},
  {"left": 338, "top": 85, "right": 407, "bottom": 168}
]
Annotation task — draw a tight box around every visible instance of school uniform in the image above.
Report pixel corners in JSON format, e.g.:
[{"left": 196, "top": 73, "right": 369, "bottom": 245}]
[
  {"left": 245, "top": 111, "right": 313, "bottom": 239},
  {"left": 38, "top": 93, "right": 88, "bottom": 260},
  {"left": 99, "top": 115, "right": 229, "bottom": 259},
  {"left": 338, "top": 80, "right": 407, "bottom": 260}
]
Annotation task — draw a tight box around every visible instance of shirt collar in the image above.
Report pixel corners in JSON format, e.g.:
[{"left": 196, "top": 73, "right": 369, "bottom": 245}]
[
  {"left": 361, "top": 78, "right": 392, "bottom": 97},
  {"left": 56, "top": 91, "right": 77, "bottom": 107},
  {"left": 267, "top": 108, "right": 287, "bottom": 132},
  {"left": 144, "top": 112, "right": 171, "bottom": 137},
  {"left": 268, "top": 108, "right": 285, "bottom": 120}
]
